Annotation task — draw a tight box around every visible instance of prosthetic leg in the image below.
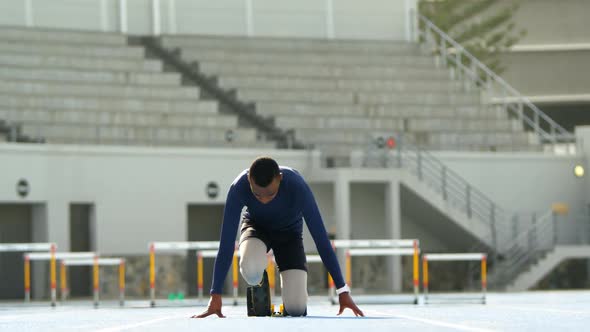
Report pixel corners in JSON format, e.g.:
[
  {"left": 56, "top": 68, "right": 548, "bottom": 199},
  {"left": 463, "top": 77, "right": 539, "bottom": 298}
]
[{"left": 246, "top": 270, "right": 271, "bottom": 316}]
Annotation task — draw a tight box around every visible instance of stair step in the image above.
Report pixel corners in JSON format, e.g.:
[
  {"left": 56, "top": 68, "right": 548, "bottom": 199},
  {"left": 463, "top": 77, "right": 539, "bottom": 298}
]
[
  {"left": 162, "top": 35, "right": 422, "bottom": 54},
  {"left": 198, "top": 62, "right": 450, "bottom": 80},
  {"left": 0, "top": 41, "right": 144, "bottom": 58},
  {"left": 0, "top": 95, "right": 218, "bottom": 114},
  {"left": 274, "top": 116, "right": 520, "bottom": 132},
  {"left": 238, "top": 89, "right": 480, "bottom": 105},
  {"left": 0, "top": 66, "right": 181, "bottom": 86},
  {"left": 0, "top": 80, "right": 200, "bottom": 100},
  {"left": 0, "top": 108, "right": 238, "bottom": 128},
  {"left": 0, "top": 53, "right": 162, "bottom": 72},
  {"left": 256, "top": 102, "right": 509, "bottom": 119},
  {"left": 21, "top": 123, "right": 261, "bottom": 145},
  {"left": 178, "top": 48, "right": 435, "bottom": 66},
  {"left": 218, "top": 76, "right": 464, "bottom": 93}
]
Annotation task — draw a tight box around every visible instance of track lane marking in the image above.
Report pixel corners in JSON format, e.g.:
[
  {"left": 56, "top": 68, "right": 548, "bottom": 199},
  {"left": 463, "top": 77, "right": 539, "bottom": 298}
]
[
  {"left": 92, "top": 314, "right": 187, "bottom": 332},
  {"left": 366, "top": 309, "right": 496, "bottom": 332}
]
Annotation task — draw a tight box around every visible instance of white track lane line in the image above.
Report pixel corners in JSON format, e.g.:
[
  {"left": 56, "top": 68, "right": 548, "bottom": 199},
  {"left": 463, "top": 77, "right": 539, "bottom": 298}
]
[
  {"left": 92, "top": 314, "right": 187, "bottom": 332},
  {"left": 495, "top": 305, "right": 590, "bottom": 315},
  {"left": 366, "top": 309, "right": 496, "bottom": 332}
]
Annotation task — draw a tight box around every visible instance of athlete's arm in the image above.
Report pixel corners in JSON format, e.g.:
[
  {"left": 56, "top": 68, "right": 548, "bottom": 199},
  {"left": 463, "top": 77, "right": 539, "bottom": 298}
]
[
  {"left": 300, "top": 178, "right": 364, "bottom": 317},
  {"left": 193, "top": 184, "right": 243, "bottom": 318},
  {"left": 300, "top": 180, "right": 345, "bottom": 289},
  {"left": 210, "top": 185, "right": 242, "bottom": 294}
]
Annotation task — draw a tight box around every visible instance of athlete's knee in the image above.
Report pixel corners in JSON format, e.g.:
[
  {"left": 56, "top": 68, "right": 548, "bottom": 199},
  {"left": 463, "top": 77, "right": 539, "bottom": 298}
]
[
  {"left": 239, "top": 239, "right": 267, "bottom": 285},
  {"left": 240, "top": 263, "right": 264, "bottom": 285},
  {"left": 280, "top": 269, "right": 308, "bottom": 316}
]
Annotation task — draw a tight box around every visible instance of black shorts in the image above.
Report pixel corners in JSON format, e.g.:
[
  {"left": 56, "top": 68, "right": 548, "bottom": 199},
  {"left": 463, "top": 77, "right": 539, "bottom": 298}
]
[{"left": 239, "top": 218, "right": 308, "bottom": 273}]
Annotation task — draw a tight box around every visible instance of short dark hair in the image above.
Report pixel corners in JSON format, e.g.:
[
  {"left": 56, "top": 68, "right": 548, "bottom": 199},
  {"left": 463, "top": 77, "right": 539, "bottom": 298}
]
[{"left": 249, "top": 157, "right": 280, "bottom": 187}]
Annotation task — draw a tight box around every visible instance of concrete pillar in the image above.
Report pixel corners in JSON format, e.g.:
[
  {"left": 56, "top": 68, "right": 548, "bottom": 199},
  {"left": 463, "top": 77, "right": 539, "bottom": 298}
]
[
  {"left": 47, "top": 200, "right": 70, "bottom": 251},
  {"left": 31, "top": 204, "right": 47, "bottom": 300},
  {"left": 334, "top": 175, "right": 351, "bottom": 241},
  {"left": 334, "top": 174, "right": 350, "bottom": 271},
  {"left": 385, "top": 180, "right": 402, "bottom": 292}
]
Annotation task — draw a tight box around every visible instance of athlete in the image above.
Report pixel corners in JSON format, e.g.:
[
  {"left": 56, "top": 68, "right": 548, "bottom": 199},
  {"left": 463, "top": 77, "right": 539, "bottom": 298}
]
[{"left": 193, "top": 156, "right": 363, "bottom": 318}]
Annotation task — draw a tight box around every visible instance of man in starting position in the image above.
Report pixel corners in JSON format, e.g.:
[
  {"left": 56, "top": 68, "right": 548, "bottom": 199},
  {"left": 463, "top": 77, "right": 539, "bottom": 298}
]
[{"left": 194, "top": 156, "right": 363, "bottom": 318}]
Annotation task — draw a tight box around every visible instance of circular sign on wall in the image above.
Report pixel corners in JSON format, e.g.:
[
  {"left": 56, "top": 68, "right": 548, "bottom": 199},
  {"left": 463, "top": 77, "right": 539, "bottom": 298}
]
[
  {"left": 16, "top": 179, "right": 29, "bottom": 198},
  {"left": 206, "top": 182, "right": 219, "bottom": 199},
  {"left": 225, "top": 129, "right": 235, "bottom": 143}
]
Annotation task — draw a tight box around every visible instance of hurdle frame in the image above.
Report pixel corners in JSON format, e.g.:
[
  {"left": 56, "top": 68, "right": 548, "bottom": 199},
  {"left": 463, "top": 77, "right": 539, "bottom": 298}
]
[
  {"left": 422, "top": 253, "right": 487, "bottom": 304},
  {"left": 0, "top": 242, "right": 56, "bottom": 305},
  {"left": 333, "top": 239, "right": 421, "bottom": 304},
  {"left": 61, "top": 257, "right": 126, "bottom": 307},
  {"left": 155, "top": 239, "right": 420, "bottom": 306},
  {"left": 24, "top": 251, "right": 95, "bottom": 306},
  {"left": 149, "top": 241, "right": 234, "bottom": 307}
]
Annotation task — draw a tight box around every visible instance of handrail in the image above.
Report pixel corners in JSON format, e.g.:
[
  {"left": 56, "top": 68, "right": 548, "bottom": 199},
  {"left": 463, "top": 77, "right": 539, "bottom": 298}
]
[
  {"left": 364, "top": 133, "right": 507, "bottom": 253},
  {"left": 501, "top": 211, "right": 554, "bottom": 254},
  {"left": 363, "top": 132, "right": 569, "bottom": 289},
  {"left": 486, "top": 210, "right": 556, "bottom": 285},
  {"left": 417, "top": 13, "right": 575, "bottom": 145}
]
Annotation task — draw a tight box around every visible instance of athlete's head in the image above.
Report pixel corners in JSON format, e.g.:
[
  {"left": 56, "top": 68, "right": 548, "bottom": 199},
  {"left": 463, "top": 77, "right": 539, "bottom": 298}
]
[{"left": 248, "top": 156, "right": 282, "bottom": 204}]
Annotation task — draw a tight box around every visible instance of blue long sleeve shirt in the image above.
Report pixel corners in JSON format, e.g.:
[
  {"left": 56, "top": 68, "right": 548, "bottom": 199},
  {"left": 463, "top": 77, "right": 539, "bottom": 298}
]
[{"left": 210, "top": 166, "right": 345, "bottom": 294}]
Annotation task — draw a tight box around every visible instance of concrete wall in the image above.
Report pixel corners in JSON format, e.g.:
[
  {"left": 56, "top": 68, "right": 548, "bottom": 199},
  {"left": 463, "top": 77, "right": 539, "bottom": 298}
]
[
  {"left": 0, "top": 0, "right": 417, "bottom": 41},
  {"left": 501, "top": 50, "right": 590, "bottom": 97},
  {"left": 498, "top": 0, "right": 590, "bottom": 103},
  {"left": 510, "top": 0, "right": 590, "bottom": 45},
  {"left": 432, "top": 151, "right": 587, "bottom": 244},
  {"left": 0, "top": 144, "right": 319, "bottom": 254},
  {"left": 1, "top": 143, "right": 585, "bottom": 250},
  {"left": 1, "top": 143, "right": 588, "bottom": 295}
]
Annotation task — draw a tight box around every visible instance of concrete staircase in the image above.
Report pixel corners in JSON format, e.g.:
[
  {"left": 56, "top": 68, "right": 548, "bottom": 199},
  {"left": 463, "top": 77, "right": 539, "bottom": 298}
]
[
  {"left": 506, "top": 245, "right": 590, "bottom": 291},
  {"left": 161, "top": 34, "right": 541, "bottom": 161},
  {"left": 0, "top": 26, "right": 273, "bottom": 148}
]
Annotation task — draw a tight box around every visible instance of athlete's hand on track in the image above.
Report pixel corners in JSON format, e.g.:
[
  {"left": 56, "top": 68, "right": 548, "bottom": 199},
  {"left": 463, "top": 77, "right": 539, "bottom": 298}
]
[
  {"left": 192, "top": 294, "right": 225, "bottom": 318},
  {"left": 337, "top": 292, "right": 364, "bottom": 317}
]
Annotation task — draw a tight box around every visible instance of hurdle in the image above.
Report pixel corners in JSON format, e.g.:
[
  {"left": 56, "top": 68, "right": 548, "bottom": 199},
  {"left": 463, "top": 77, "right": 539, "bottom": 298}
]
[
  {"left": 62, "top": 257, "right": 126, "bottom": 307},
  {"left": 194, "top": 249, "right": 331, "bottom": 306},
  {"left": 157, "top": 239, "right": 420, "bottom": 306},
  {"left": 195, "top": 249, "right": 241, "bottom": 305},
  {"left": 149, "top": 241, "right": 229, "bottom": 307},
  {"left": 333, "top": 239, "right": 421, "bottom": 304},
  {"left": 0, "top": 242, "right": 56, "bottom": 305},
  {"left": 422, "top": 253, "right": 487, "bottom": 304},
  {"left": 24, "top": 251, "right": 94, "bottom": 306}
]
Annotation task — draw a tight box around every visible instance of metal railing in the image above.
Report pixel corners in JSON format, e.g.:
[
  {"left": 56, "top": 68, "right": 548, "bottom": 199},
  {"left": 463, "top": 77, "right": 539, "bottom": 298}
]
[
  {"left": 417, "top": 14, "right": 575, "bottom": 146},
  {"left": 360, "top": 134, "right": 589, "bottom": 289},
  {"left": 362, "top": 134, "right": 509, "bottom": 253},
  {"left": 487, "top": 211, "right": 557, "bottom": 287}
]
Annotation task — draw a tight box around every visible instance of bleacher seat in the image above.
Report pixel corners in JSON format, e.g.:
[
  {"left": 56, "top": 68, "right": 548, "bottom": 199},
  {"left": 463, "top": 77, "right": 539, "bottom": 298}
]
[
  {"left": 161, "top": 34, "right": 541, "bottom": 159},
  {"left": 0, "top": 26, "right": 271, "bottom": 149}
]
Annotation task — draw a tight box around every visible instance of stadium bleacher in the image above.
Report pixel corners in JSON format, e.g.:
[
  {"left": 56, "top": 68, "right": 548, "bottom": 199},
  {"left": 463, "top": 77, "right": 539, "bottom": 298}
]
[
  {"left": 161, "top": 34, "right": 541, "bottom": 159},
  {"left": 0, "top": 26, "right": 273, "bottom": 148},
  {"left": 0, "top": 25, "right": 543, "bottom": 157}
]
